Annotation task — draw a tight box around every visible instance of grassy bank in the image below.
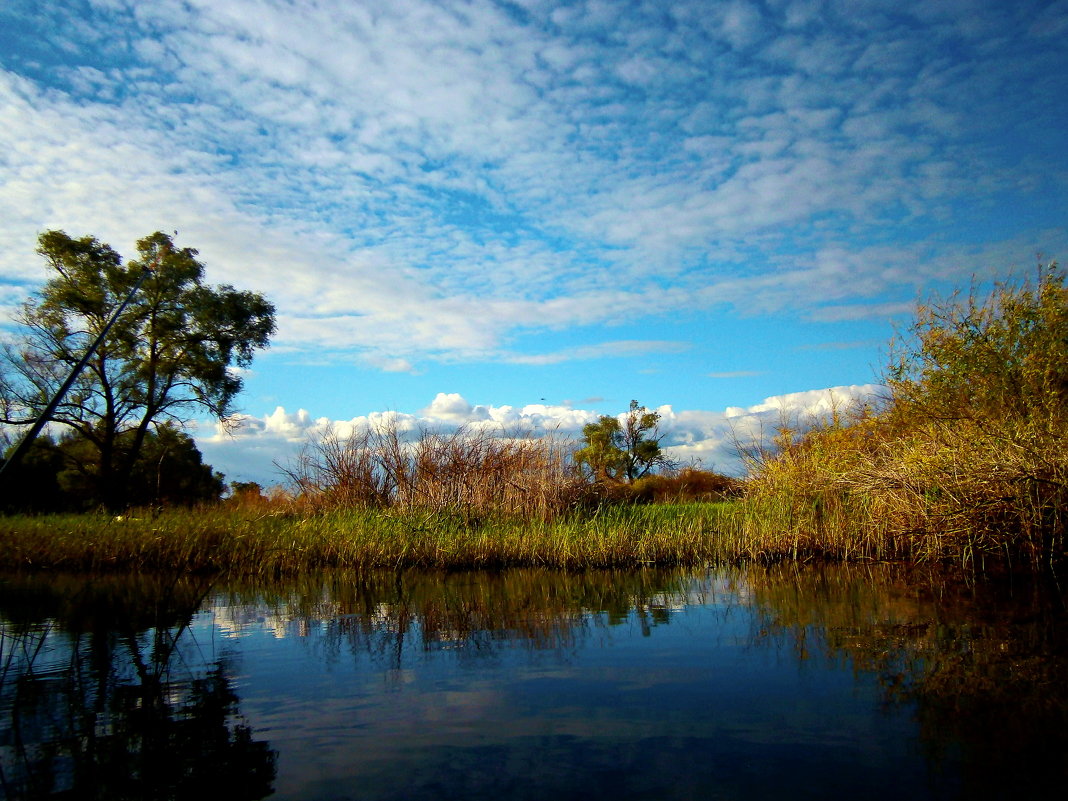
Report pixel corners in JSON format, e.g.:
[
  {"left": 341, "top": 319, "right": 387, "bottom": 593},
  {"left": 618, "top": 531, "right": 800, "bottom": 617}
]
[
  {"left": 0, "top": 502, "right": 737, "bottom": 576},
  {"left": 728, "top": 266, "right": 1068, "bottom": 571}
]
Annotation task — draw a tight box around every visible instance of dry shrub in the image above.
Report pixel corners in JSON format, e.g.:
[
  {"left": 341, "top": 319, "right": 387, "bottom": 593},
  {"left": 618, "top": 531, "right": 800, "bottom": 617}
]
[
  {"left": 225, "top": 481, "right": 294, "bottom": 514},
  {"left": 738, "top": 266, "right": 1068, "bottom": 569},
  {"left": 283, "top": 420, "right": 588, "bottom": 519},
  {"left": 629, "top": 467, "right": 743, "bottom": 503}
]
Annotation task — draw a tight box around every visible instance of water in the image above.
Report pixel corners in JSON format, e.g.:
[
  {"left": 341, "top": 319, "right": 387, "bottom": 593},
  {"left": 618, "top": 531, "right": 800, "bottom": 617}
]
[{"left": 1, "top": 565, "right": 1065, "bottom": 800}]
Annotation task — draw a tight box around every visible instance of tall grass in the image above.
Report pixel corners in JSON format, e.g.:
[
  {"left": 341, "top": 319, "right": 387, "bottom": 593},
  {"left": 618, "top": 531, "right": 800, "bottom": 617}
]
[
  {"left": 0, "top": 502, "right": 735, "bottom": 576},
  {"left": 281, "top": 422, "right": 588, "bottom": 520},
  {"left": 722, "top": 266, "right": 1068, "bottom": 570}
]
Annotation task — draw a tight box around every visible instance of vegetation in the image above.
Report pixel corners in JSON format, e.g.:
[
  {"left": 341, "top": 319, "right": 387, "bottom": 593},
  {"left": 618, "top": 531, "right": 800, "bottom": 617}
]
[
  {"left": 728, "top": 265, "right": 1068, "bottom": 569},
  {"left": 0, "top": 408, "right": 737, "bottom": 575},
  {"left": 574, "top": 399, "right": 673, "bottom": 483},
  {"left": 1, "top": 230, "right": 275, "bottom": 509},
  {"left": 282, "top": 422, "right": 586, "bottom": 520},
  {"left": 0, "top": 502, "right": 733, "bottom": 575},
  {"left": 1, "top": 268, "right": 1064, "bottom": 575},
  {"left": 2, "top": 425, "right": 224, "bottom": 513}
]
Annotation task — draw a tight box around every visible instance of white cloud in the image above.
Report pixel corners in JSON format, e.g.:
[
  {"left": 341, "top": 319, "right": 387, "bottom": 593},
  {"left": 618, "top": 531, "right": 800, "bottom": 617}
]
[{"left": 507, "top": 340, "right": 690, "bottom": 365}]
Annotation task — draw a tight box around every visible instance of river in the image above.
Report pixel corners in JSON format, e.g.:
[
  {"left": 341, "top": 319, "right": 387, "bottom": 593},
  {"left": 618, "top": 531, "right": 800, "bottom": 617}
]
[{"left": 1, "top": 564, "right": 1065, "bottom": 799}]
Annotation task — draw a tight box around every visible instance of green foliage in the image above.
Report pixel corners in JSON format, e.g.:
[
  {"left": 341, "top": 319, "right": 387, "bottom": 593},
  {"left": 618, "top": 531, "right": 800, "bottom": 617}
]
[
  {"left": 889, "top": 264, "right": 1068, "bottom": 432},
  {"left": 2, "top": 426, "right": 224, "bottom": 511},
  {"left": 574, "top": 400, "right": 671, "bottom": 482},
  {"left": 1, "top": 230, "right": 275, "bottom": 509}
]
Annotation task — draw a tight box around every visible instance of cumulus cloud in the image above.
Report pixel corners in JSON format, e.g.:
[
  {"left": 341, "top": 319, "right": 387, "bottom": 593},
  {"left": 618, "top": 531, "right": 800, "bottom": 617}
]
[{"left": 194, "top": 384, "right": 885, "bottom": 485}]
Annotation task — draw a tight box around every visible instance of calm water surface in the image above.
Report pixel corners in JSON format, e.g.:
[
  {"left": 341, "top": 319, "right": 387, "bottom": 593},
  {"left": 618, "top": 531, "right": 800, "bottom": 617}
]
[{"left": 1, "top": 565, "right": 1066, "bottom": 800}]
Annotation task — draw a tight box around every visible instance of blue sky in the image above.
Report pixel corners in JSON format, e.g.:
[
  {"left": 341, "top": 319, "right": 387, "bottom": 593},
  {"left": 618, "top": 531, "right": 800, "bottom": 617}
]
[{"left": 1, "top": 0, "right": 1066, "bottom": 485}]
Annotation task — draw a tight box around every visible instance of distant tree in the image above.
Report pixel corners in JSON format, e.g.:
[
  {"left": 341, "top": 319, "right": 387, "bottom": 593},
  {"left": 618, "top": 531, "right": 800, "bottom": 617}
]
[
  {"left": 3, "top": 426, "right": 223, "bottom": 511},
  {"left": 229, "top": 481, "right": 265, "bottom": 499},
  {"left": 228, "top": 480, "right": 268, "bottom": 508},
  {"left": 1, "top": 436, "right": 66, "bottom": 513},
  {"left": 574, "top": 400, "right": 672, "bottom": 482},
  {"left": 0, "top": 230, "right": 275, "bottom": 510}
]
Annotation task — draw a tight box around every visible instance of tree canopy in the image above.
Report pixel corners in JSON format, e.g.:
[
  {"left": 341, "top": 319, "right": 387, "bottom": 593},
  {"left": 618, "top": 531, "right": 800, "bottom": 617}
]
[
  {"left": 888, "top": 263, "right": 1068, "bottom": 431},
  {"left": 1, "top": 230, "right": 275, "bottom": 509},
  {"left": 574, "top": 400, "right": 671, "bottom": 482}
]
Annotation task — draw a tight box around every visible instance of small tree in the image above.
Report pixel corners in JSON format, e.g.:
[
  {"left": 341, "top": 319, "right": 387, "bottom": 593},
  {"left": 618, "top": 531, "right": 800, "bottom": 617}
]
[
  {"left": 574, "top": 400, "right": 671, "bottom": 482},
  {"left": 1, "top": 230, "right": 275, "bottom": 509}
]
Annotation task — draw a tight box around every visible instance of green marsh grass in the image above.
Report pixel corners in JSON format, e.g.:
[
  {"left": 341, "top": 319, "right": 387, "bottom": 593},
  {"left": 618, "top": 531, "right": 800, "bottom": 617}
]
[{"left": 0, "top": 502, "right": 737, "bottom": 577}]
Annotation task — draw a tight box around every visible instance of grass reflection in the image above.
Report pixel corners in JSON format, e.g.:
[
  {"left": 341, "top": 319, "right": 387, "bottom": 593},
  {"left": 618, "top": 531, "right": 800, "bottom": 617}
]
[
  {"left": 745, "top": 563, "right": 1068, "bottom": 797},
  {"left": 212, "top": 568, "right": 716, "bottom": 666}
]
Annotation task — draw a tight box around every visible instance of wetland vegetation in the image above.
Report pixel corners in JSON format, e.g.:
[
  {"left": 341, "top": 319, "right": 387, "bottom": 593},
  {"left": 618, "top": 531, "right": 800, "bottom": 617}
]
[{"left": 1, "top": 264, "right": 1066, "bottom": 576}]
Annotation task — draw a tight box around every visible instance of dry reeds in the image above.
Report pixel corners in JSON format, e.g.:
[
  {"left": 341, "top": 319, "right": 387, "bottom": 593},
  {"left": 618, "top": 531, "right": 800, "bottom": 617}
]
[
  {"left": 281, "top": 421, "right": 588, "bottom": 520},
  {"left": 725, "top": 266, "right": 1068, "bottom": 570}
]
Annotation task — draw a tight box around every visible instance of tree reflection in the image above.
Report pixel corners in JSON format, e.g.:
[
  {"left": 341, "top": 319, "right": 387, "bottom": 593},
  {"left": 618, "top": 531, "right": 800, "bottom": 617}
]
[
  {"left": 745, "top": 564, "right": 1068, "bottom": 797},
  {"left": 0, "top": 573, "right": 276, "bottom": 800},
  {"left": 216, "top": 568, "right": 701, "bottom": 670}
]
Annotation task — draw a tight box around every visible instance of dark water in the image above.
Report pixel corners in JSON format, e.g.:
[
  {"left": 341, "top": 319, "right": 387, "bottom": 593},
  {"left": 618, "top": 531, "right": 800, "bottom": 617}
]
[{"left": 1, "top": 565, "right": 1066, "bottom": 800}]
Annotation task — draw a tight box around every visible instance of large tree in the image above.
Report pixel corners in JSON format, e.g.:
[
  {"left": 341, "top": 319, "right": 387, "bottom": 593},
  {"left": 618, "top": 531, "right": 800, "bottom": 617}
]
[
  {"left": 574, "top": 399, "right": 671, "bottom": 483},
  {"left": 1, "top": 230, "right": 275, "bottom": 509}
]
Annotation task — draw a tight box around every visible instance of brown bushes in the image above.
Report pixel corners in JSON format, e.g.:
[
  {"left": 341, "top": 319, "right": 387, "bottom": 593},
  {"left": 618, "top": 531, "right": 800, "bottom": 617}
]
[
  {"left": 628, "top": 467, "right": 743, "bottom": 504},
  {"left": 281, "top": 421, "right": 589, "bottom": 520}
]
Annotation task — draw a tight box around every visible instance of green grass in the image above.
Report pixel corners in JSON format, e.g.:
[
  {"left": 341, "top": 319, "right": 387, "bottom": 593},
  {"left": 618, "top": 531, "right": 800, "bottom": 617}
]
[{"left": 0, "top": 502, "right": 737, "bottom": 577}]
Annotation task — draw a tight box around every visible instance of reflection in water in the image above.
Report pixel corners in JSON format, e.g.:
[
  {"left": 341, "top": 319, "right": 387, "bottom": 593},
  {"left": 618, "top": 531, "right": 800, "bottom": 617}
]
[
  {"left": 214, "top": 568, "right": 705, "bottom": 667},
  {"left": 0, "top": 574, "right": 276, "bottom": 800},
  {"left": 746, "top": 564, "right": 1068, "bottom": 798},
  {"left": 1, "top": 565, "right": 1065, "bottom": 800}
]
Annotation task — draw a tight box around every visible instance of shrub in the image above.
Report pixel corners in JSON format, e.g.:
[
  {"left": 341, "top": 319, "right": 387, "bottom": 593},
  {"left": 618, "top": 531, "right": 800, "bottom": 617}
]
[
  {"left": 282, "top": 420, "right": 589, "bottom": 520},
  {"left": 630, "top": 468, "right": 743, "bottom": 503},
  {"left": 736, "top": 265, "right": 1068, "bottom": 568}
]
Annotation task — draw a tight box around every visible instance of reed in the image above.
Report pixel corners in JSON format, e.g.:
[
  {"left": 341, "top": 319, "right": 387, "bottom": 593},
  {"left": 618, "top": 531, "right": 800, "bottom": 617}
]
[
  {"left": 282, "top": 422, "right": 588, "bottom": 520},
  {"left": 719, "top": 266, "right": 1068, "bottom": 570},
  {"left": 0, "top": 502, "right": 737, "bottom": 576}
]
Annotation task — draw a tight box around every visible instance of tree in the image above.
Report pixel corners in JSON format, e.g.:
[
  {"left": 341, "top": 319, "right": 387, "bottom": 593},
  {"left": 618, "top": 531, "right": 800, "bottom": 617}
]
[
  {"left": 1, "top": 230, "right": 275, "bottom": 509},
  {"left": 2, "top": 426, "right": 224, "bottom": 511},
  {"left": 574, "top": 400, "right": 671, "bottom": 482},
  {"left": 57, "top": 424, "right": 225, "bottom": 508},
  {"left": 0, "top": 435, "right": 65, "bottom": 513}
]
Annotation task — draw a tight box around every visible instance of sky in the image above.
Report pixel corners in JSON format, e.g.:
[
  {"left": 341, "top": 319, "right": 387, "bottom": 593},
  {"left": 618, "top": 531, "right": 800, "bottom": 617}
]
[{"left": 1, "top": 0, "right": 1066, "bottom": 486}]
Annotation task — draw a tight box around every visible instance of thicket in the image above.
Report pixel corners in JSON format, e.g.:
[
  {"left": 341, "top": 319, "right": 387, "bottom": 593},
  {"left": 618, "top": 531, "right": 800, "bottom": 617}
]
[
  {"left": 2, "top": 424, "right": 224, "bottom": 513},
  {"left": 277, "top": 419, "right": 738, "bottom": 521},
  {"left": 280, "top": 423, "right": 588, "bottom": 520},
  {"left": 735, "top": 265, "right": 1068, "bottom": 569}
]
